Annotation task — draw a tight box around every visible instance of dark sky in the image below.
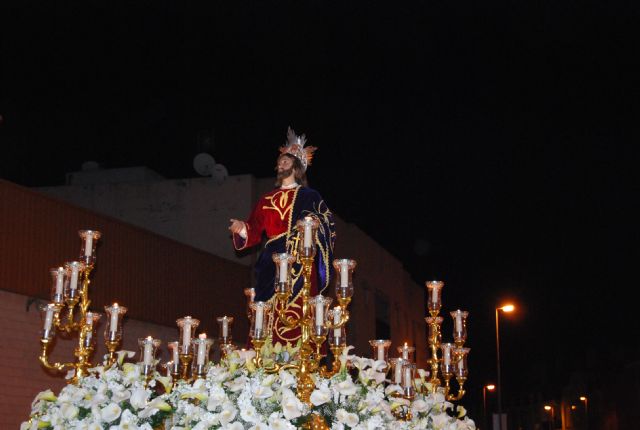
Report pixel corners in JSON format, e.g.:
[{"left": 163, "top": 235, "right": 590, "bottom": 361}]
[{"left": 2, "top": 0, "right": 639, "bottom": 414}]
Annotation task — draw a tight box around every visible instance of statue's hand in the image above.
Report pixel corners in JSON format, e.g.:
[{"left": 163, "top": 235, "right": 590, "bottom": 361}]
[{"left": 229, "top": 219, "right": 245, "bottom": 234}]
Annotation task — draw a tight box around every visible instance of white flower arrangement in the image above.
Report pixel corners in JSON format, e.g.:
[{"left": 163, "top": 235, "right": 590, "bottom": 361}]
[
  {"left": 23, "top": 346, "right": 476, "bottom": 430},
  {"left": 21, "top": 351, "right": 173, "bottom": 430}
]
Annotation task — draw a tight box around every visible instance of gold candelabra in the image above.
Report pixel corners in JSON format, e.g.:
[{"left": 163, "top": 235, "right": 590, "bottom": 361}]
[
  {"left": 421, "top": 281, "right": 470, "bottom": 401},
  {"left": 246, "top": 217, "right": 355, "bottom": 429},
  {"left": 38, "top": 230, "right": 130, "bottom": 384},
  {"left": 375, "top": 281, "right": 470, "bottom": 421}
]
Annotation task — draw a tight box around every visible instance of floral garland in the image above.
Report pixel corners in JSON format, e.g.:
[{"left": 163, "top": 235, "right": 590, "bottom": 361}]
[{"left": 22, "top": 346, "right": 476, "bottom": 430}]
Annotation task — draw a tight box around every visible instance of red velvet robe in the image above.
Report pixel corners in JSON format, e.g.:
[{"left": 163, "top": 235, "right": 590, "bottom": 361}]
[{"left": 233, "top": 186, "right": 319, "bottom": 345}]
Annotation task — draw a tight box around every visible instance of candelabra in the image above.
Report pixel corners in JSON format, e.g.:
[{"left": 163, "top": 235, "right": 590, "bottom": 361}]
[
  {"left": 422, "top": 280, "right": 470, "bottom": 401},
  {"left": 375, "top": 281, "right": 470, "bottom": 421},
  {"left": 38, "top": 230, "right": 130, "bottom": 384},
  {"left": 246, "top": 217, "right": 355, "bottom": 428}
]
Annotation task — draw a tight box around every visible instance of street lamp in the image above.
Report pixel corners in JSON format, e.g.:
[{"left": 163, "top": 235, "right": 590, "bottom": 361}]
[
  {"left": 483, "top": 384, "right": 495, "bottom": 430},
  {"left": 579, "top": 396, "right": 588, "bottom": 430},
  {"left": 495, "top": 304, "right": 514, "bottom": 430},
  {"left": 544, "top": 405, "right": 555, "bottom": 430}
]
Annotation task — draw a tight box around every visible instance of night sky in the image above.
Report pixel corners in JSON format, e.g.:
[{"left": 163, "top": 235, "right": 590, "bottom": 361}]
[{"left": 2, "top": 1, "right": 639, "bottom": 416}]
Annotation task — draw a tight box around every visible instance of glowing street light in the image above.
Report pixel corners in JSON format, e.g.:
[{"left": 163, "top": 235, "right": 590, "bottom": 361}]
[
  {"left": 580, "top": 396, "right": 589, "bottom": 430},
  {"left": 495, "top": 304, "right": 515, "bottom": 430},
  {"left": 483, "top": 384, "right": 495, "bottom": 430},
  {"left": 544, "top": 405, "right": 555, "bottom": 430}
]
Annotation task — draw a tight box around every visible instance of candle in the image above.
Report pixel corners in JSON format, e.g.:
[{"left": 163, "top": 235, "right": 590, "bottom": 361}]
[
  {"left": 85, "top": 312, "right": 94, "bottom": 326},
  {"left": 255, "top": 305, "right": 264, "bottom": 332},
  {"left": 403, "top": 367, "right": 412, "bottom": 388},
  {"left": 222, "top": 318, "right": 229, "bottom": 338},
  {"left": 333, "top": 307, "right": 341, "bottom": 338},
  {"left": 340, "top": 261, "right": 348, "bottom": 287},
  {"left": 70, "top": 266, "right": 79, "bottom": 290},
  {"left": 402, "top": 342, "right": 409, "bottom": 360},
  {"left": 43, "top": 306, "right": 54, "bottom": 331},
  {"left": 431, "top": 284, "right": 438, "bottom": 304},
  {"left": 197, "top": 333, "right": 207, "bottom": 365},
  {"left": 143, "top": 336, "right": 153, "bottom": 365},
  {"left": 315, "top": 297, "right": 324, "bottom": 326},
  {"left": 170, "top": 341, "right": 179, "bottom": 364},
  {"left": 110, "top": 304, "right": 119, "bottom": 334},
  {"left": 279, "top": 258, "right": 288, "bottom": 283},
  {"left": 182, "top": 321, "right": 192, "bottom": 348},
  {"left": 394, "top": 360, "right": 403, "bottom": 383},
  {"left": 443, "top": 344, "right": 452, "bottom": 365},
  {"left": 303, "top": 217, "right": 312, "bottom": 248},
  {"left": 84, "top": 234, "right": 93, "bottom": 258},
  {"left": 377, "top": 345, "right": 385, "bottom": 362},
  {"left": 455, "top": 310, "right": 462, "bottom": 332},
  {"left": 55, "top": 268, "right": 64, "bottom": 296}
]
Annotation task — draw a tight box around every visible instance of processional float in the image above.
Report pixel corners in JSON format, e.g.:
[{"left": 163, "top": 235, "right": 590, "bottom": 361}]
[{"left": 36, "top": 222, "right": 470, "bottom": 426}]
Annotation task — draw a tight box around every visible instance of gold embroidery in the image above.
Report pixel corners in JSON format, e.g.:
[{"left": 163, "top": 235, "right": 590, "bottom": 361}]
[{"left": 262, "top": 189, "right": 295, "bottom": 221}]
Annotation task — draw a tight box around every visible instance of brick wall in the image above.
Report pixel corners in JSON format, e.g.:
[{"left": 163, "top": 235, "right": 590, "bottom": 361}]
[
  {"left": 0, "top": 179, "right": 252, "bottom": 428},
  {"left": 0, "top": 289, "right": 186, "bottom": 429}
]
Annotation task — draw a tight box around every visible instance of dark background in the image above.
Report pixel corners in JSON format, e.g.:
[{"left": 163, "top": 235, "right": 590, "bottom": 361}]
[{"left": 2, "top": 0, "right": 639, "bottom": 423}]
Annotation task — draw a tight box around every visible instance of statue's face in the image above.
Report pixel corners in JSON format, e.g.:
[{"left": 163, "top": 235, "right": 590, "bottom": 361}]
[{"left": 276, "top": 155, "right": 295, "bottom": 175}]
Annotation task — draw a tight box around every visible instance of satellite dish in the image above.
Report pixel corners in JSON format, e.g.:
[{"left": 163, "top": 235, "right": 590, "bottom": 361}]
[
  {"left": 212, "top": 163, "right": 228, "bottom": 185},
  {"left": 193, "top": 153, "right": 216, "bottom": 176}
]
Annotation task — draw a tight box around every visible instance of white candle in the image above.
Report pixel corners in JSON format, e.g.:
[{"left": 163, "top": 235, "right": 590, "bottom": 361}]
[
  {"left": 455, "top": 311, "right": 462, "bottom": 332},
  {"left": 333, "top": 307, "right": 341, "bottom": 338},
  {"left": 315, "top": 298, "right": 324, "bottom": 326},
  {"left": 279, "top": 258, "right": 288, "bottom": 283},
  {"left": 171, "top": 343, "right": 179, "bottom": 364},
  {"left": 402, "top": 342, "right": 409, "bottom": 360},
  {"left": 303, "top": 218, "right": 312, "bottom": 248},
  {"left": 222, "top": 318, "right": 229, "bottom": 338},
  {"left": 182, "top": 321, "right": 192, "bottom": 348},
  {"left": 197, "top": 333, "right": 207, "bottom": 365},
  {"left": 110, "top": 304, "right": 119, "bottom": 333},
  {"left": 431, "top": 285, "right": 438, "bottom": 304},
  {"left": 55, "top": 269, "right": 64, "bottom": 296},
  {"left": 44, "top": 307, "right": 54, "bottom": 331},
  {"left": 377, "top": 345, "right": 385, "bottom": 362},
  {"left": 444, "top": 346, "right": 451, "bottom": 365},
  {"left": 143, "top": 337, "right": 153, "bottom": 365},
  {"left": 84, "top": 234, "right": 93, "bottom": 257},
  {"left": 255, "top": 306, "right": 264, "bottom": 331},
  {"left": 70, "top": 266, "right": 79, "bottom": 290},
  {"left": 394, "top": 361, "right": 403, "bottom": 383},
  {"left": 340, "top": 261, "right": 348, "bottom": 287},
  {"left": 404, "top": 367, "right": 412, "bottom": 388}
]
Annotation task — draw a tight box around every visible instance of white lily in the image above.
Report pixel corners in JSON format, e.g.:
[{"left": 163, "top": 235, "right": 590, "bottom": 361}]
[
  {"left": 269, "top": 414, "right": 296, "bottom": 430},
  {"left": 60, "top": 402, "right": 79, "bottom": 420},
  {"left": 310, "top": 385, "right": 332, "bottom": 406},
  {"left": 335, "top": 378, "right": 357, "bottom": 396},
  {"left": 281, "top": 388, "right": 304, "bottom": 420},
  {"left": 336, "top": 409, "right": 359, "bottom": 427},
  {"left": 129, "top": 387, "right": 150, "bottom": 410},
  {"left": 100, "top": 402, "right": 122, "bottom": 423},
  {"left": 218, "top": 401, "right": 237, "bottom": 425}
]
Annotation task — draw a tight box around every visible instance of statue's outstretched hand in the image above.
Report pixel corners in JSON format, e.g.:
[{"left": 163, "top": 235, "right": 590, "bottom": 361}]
[{"left": 229, "top": 218, "right": 245, "bottom": 234}]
